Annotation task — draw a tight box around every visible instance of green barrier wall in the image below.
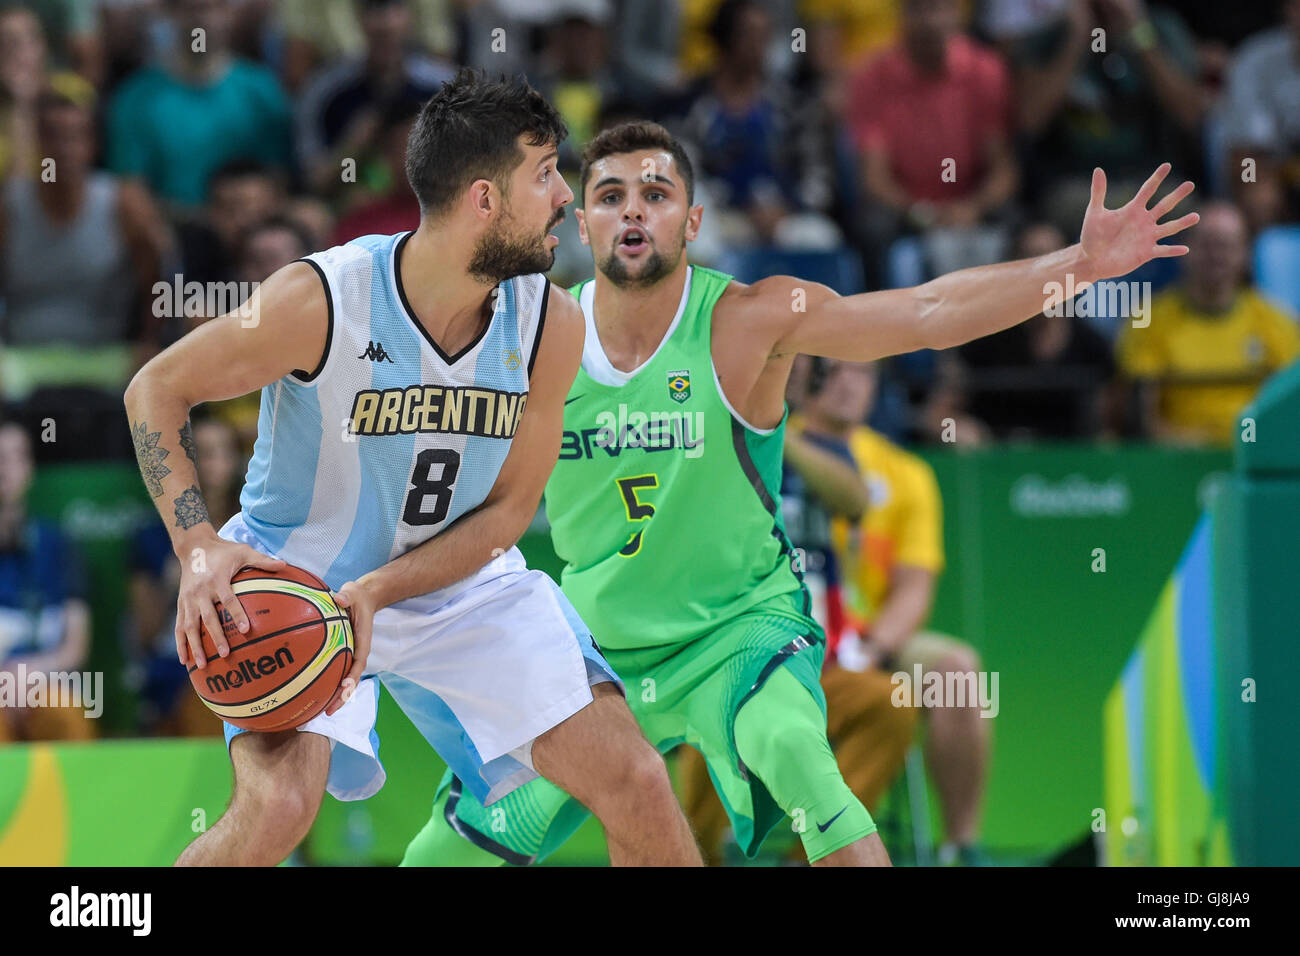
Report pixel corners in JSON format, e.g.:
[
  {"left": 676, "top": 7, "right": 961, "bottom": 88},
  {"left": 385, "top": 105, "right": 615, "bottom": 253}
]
[{"left": 1, "top": 446, "right": 1227, "bottom": 864}]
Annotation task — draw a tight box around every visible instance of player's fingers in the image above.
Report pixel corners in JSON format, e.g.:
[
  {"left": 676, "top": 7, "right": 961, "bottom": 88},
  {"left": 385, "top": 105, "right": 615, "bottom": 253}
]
[
  {"left": 197, "top": 598, "right": 229, "bottom": 659},
  {"left": 242, "top": 547, "right": 286, "bottom": 572},
  {"left": 1151, "top": 179, "right": 1194, "bottom": 220},
  {"left": 183, "top": 611, "right": 207, "bottom": 670},
  {"left": 175, "top": 622, "right": 191, "bottom": 667},
  {"left": 1151, "top": 243, "right": 1191, "bottom": 258},
  {"left": 216, "top": 583, "right": 250, "bottom": 634},
  {"left": 1135, "top": 162, "right": 1171, "bottom": 206},
  {"left": 1156, "top": 212, "right": 1199, "bottom": 239},
  {"left": 1089, "top": 166, "right": 1107, "bottom": 208}
]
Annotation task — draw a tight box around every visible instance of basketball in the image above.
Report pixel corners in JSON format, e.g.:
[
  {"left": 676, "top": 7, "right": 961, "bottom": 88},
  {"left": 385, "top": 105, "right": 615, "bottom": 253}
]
[{"left": 188, "top": 565, "right": 354, "bottom": 733}]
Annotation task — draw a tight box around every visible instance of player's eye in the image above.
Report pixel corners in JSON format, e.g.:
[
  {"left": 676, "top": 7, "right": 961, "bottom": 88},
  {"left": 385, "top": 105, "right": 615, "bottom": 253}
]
[
  {"left": 601, "top": 192, "right": 621, "bottom": 204},
  {"left": 648, "top": 191, "right": 665, "bottom": 201}
]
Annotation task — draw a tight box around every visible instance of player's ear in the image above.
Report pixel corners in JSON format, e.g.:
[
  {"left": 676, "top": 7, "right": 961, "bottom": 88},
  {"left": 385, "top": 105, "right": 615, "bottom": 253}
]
[
  {"left": 467, "top": 178, "right": 496, "bottom": 220},
  {"left": 683, "top": 203, "right": 704, "bottom": 242},
  {"left": 575, "top": 208, "right": 590, "bottom": 246}
]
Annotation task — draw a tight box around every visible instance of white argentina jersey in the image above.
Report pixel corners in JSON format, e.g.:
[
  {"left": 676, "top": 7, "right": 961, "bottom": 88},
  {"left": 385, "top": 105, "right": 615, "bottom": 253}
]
[{"left": 238, "top": 231, "right": 549, "bottom": 590}]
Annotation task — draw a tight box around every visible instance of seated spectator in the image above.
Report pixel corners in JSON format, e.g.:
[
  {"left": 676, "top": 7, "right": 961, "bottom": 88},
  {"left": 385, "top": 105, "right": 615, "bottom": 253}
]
[
  {"left": 106, "top": 0, "right": 292, "bottom": 209},
  {"left": 1218, "top": 0, "right": 1300, "bottom": 230},
  {"left": 848, "top": 0, "right": 1018, "bottom": 287},
  {"left": 677, "top": 356, "right": 918, "bottom": 866},
  {"left": 532, "top": 1, "right": 629, "bottom": 167},
  {"left": 929, "top": 222, "right": 1121, "bottom": 441},
  {"left": 677, "top": 0, "right": 843, "bottom": 249},
  {"left": 206, "top": 215, "right": 315, "bottom": 455},
  {"left": 126, "top": 414, "right": 238, "bottom": 737},
  {"left": 295, "top": 0, "right": 454, "bottom": 197},
  {"left": 1, "top": 89, "right": 166, "bottom": 461},
  {"left": 280, "top": 0, "right": 456, "bottom": 92},
  {"left": 807, "top": 357, "right": 991, "bottom": 865},
  {"left": 994, "top": 0, "right": 1208, "bottom": 238},
  {"left": 0, "top": 420, "right": 93, "bottom": 741},
  {"left": 174, "top": 159, "right": 287, "bottom": 295},
  {"left": 330, "top": 97, "right": 422, "bottom": 244},
  {"left": 1118, "top": 201, "right": 1300, "bottom": 445},
  {"left": 0, "top": 4, "right": 95, "bottom": 180}
]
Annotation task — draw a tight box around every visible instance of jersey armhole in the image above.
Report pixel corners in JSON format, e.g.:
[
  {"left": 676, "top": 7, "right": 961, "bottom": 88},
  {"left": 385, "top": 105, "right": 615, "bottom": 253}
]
[
  {"left": 289, "top": 257, "right": 335, "bottom": 384},
  {"left": 526, "top": 277, "right": 552, "bottom": 378}
]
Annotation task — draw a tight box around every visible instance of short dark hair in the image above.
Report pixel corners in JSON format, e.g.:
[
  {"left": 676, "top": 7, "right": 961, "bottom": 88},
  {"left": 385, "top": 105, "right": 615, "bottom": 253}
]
[
  {"left": 405, "top": 68, "right": 567, "bottom": 219},
  {"left": 579, "top": 121, "right": 695, "bottom": 205}
]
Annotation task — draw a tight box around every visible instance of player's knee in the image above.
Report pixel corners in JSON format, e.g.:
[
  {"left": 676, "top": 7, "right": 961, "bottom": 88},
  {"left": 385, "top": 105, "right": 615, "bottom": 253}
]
[
  {"left": 233, "top": 772, "right": 321, "bottom": 841},
  {"left": 600, "top": 743, "right": 675, "bottom": 813},
  {"left": 743, "top": 719, "right": 816, "bottom": 774}
]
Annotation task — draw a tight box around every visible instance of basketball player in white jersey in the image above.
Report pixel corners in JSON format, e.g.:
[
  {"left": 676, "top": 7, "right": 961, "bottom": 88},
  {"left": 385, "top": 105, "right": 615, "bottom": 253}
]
[{"left": 125, "top": 70, "right": 702, "bottom": 866}]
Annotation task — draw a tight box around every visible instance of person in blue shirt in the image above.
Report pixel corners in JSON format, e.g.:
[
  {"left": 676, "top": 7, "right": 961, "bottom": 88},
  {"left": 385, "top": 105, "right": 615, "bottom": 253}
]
[{"left": 0, "top": 420, "right": 92, "bottom": 741}]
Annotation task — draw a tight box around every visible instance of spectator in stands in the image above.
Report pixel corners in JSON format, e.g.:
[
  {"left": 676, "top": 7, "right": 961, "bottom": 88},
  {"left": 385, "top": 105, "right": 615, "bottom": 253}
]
[
  {"left": 296, "top": 0, "right": 455, "bottom": 197},
  {"left": 280, "top": 0, "right": 457, "bottom": 92},
  {"left": 1118, "top": 200, "right": 1300, "bottom": 445},
  {"left": 175, "top": 159, "right": 287, "bottom": 294},
  {"left": 0, "top": 420, "right": 93, "bottom": 741},
  {"left": 927, "top": 222, "right": 1122, "bottom": 441},
  {"left": 331, "top": 96, "right": 423, "bottom": 244},
  {"left": 12, "top": 0, "right": 103, "bottom": 86},
  {"left": 105, "top": 0, "right": 292, "bottom": 209},
  {"left": 994, "top": 0, "right": 1208, "bottom": 238},
  {"left": 677, "top": 0, "right": 842, "bottom": 249},
  {"left": 802, "top": 0, "right": 902, "bottom": 68},
  {"left": 848, "top": 0, "right": 1018, "bottom": 287},
  {"left": 0, "top": 4, "right": 95, "bottom": 180},
  {"left": 127, "top": 414, "right": 237, "bottom": 737},
  {"left": 532, "top": 1, "right": 628, "bottom": 167},
  {"left": 1, "top": 90, "right": 167, "bottom": 432},
  {"left": 804, "top": 358, "right": 992, "bottom": 866},
  {"left": 1218, "top": 0, "right": 1300, "bottom": 229},
  {"left": 611, "top": 0, "right": 686, "bottom": 102}
]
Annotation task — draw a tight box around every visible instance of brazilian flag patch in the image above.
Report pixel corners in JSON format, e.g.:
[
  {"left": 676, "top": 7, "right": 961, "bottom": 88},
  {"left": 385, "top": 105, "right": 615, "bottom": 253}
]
[{"left": 667, "top": 369, "right": 691, "bottom": 403}]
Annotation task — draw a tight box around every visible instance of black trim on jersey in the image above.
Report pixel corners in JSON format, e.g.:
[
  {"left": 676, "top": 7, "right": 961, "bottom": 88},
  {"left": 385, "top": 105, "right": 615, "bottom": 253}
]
[
  {"left": 526, "top": 279, "right": 551, "bottom": 377},
  {"left": 291, "top": 258, "right": 334, "bottom": 382},
  {"left": 392, "top": 231, "right": 495, "bottom": 365},
  {"left": 443, "top": 776, "right": 534, "bottom": 866},
  {"left": 730, "top": 418, "right": 815, "bottom": 620}
]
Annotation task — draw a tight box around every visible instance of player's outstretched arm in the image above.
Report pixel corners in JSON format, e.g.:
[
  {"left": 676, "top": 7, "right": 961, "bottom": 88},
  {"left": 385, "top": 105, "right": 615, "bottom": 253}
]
[
  {"left": 123, "top": 262, "right": 328, "bottom": 667},
  {"left": 347, "top": 282, "right": 584, "bottom": 610},
  {"left": 766, "top": 163, "right": 1198, "bottom": 362}
]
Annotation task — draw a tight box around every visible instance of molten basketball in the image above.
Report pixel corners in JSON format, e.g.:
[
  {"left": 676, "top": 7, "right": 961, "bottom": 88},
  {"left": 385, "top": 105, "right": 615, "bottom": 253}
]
[{"left": 188, "top": 564, "right": 353, "bottom": 732}]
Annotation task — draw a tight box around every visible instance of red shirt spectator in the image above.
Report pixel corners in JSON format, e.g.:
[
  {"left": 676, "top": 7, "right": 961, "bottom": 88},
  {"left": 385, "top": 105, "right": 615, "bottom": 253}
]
[{"left": 847, "top": 34, "right": 1012, "bottom": 203}]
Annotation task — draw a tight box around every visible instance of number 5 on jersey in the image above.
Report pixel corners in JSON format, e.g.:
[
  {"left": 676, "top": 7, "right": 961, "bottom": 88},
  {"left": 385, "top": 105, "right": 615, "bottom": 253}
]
[{"left": 616, "top": 474, "right": 658, "bottom": 557}]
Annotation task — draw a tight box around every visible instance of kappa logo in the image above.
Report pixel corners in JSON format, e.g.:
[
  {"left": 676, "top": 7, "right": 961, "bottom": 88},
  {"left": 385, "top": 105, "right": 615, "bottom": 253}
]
[
  {"left": 359, "top": 341, "right": 394, "bottom": 363},
  {"left": 503, "top": 348, "right": 522, "bottom": 370},
  {"left": 667, "top": 369, "right": 691, "bottom": 403}
]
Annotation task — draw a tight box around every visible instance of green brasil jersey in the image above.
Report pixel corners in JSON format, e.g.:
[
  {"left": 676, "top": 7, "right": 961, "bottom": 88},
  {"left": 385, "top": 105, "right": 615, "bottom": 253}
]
[{"left": 548, "top": 266, "right": 810, "bottom": 650}]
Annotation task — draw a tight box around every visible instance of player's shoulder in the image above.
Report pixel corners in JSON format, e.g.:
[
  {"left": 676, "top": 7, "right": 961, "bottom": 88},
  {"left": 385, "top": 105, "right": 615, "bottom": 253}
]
[
  {"left": 533, "top": 279, "right": 585, "bottom": 360},
  {"left": 715, "top": 272, "right": 838, "bottom": 327}
]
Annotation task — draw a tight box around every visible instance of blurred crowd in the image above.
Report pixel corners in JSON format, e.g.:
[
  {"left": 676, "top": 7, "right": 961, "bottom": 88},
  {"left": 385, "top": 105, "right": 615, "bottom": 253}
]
[{"left": 2, "top": 0, "right": 1300, "bottom": 742}]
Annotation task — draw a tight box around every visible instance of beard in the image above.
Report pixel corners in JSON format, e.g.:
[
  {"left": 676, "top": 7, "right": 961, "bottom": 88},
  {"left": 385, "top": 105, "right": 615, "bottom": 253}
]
[
  {"left": 468, "top": 211, "right": 558, "bottom": 283},
  {"left": 597, "top": 228, "right": 683, "bottom": 289}
]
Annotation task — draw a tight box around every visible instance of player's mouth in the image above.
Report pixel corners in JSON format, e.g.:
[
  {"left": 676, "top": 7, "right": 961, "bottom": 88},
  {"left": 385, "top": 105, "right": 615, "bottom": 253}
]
[
  {"left": 546, "top": 210, "right": 565, "bottom": 244},
  {"left": 618, "top": 226, "right": 651, "bottom": 256}
]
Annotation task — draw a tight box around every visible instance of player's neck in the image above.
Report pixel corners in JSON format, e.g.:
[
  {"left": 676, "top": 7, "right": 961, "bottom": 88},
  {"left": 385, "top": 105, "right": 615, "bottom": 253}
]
[
  {"left": 590, "top": 260, "right": 690, "bottom": 373},
  {"left": 399, "top": 226, "right": 498, "bottom": 350}
]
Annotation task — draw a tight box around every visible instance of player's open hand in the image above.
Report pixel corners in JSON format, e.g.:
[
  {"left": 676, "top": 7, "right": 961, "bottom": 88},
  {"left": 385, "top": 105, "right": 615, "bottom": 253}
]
[
  {"left": 176, "top": 537, "right": 286, "bottom": 670},
  {"left": 1079, "top": 163, "right": 1198, "bottom": 281},
  {"left": 327, "top": 580, "right": 375, "bottom": 716}
]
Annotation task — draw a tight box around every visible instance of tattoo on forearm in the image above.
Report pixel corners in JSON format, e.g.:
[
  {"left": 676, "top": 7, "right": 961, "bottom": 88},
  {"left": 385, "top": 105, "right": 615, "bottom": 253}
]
[
  {"left": 131, "top": 420, "right": 171, "bottom": 498},
  {"left": 179, "top": 421, "right": 198, "bottom": 466},
  {"left": 173, "top": 485, "right": 209, "bottom": 530}
]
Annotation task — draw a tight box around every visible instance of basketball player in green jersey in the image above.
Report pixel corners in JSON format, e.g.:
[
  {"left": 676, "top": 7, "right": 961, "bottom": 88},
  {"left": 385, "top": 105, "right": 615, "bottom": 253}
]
[{"left": 402, "top": 123, "right": 1197, "bottom": 866}]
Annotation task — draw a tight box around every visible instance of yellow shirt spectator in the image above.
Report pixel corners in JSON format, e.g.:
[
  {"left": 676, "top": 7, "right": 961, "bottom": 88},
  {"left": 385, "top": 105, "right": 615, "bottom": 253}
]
[
  {"left": 1118, "top": 287, "right": 1300, "bottom": 444},
  {"left": 830, "top": 426, "right": 944, "bottom": 628}
]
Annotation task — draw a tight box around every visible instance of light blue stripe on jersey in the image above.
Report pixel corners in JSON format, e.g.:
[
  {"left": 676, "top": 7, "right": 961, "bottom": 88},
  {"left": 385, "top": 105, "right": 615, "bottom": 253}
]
[
  {"left": 239, "top": 378, "right": 324, "bottom": 554},
  {"left": 326, "top": 237, "right": 420, "bottom": 585},
  {"left": 442, "top": 278, "right": 522, "bottom": 527}
]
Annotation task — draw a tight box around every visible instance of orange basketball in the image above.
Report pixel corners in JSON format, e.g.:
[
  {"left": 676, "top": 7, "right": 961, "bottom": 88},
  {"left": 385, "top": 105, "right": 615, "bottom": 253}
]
[{"left": 188, "top": 564, "right": 354, "bottom": 732}]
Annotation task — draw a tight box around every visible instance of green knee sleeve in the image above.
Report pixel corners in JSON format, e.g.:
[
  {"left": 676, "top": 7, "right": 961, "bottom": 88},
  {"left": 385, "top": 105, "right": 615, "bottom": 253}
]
[{"left": 733, "top": 665, "right": 876, "bottom": 863}]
